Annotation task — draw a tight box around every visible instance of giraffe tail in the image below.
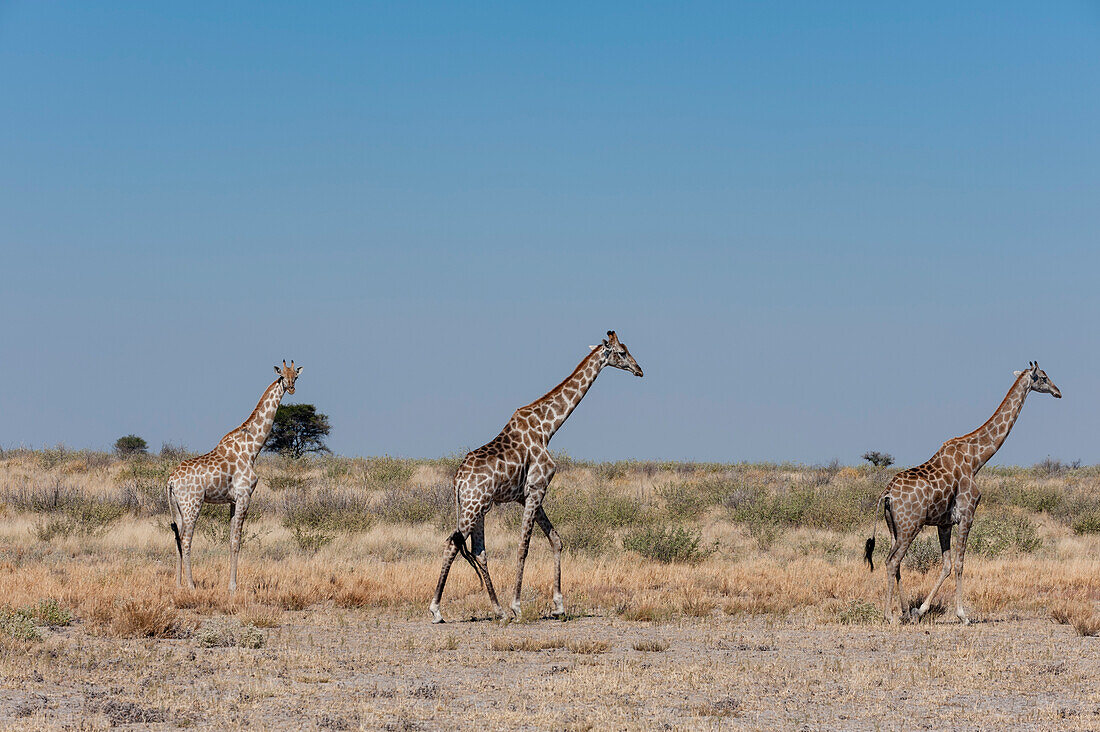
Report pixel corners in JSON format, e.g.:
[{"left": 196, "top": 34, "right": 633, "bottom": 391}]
[
  {"left": 450, "top": 531, "right": 485, "bottom": 589},
  {"left": 864, "top": 494, "right": 886, "bottom": 571}
]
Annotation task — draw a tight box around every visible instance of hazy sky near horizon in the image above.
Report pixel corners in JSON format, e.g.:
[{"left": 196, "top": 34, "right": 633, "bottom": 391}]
[{"left": 1, "top": 2, "right": 1098, "bottom": 465}]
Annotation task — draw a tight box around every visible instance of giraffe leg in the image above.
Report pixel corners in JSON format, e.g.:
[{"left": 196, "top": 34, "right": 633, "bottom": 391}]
[
  {"left": 227, "top": 495, "right": 250, "bottom": 593},
  {"left": 470, "top": 517, "right": 505, "bottom": 619},
  {"left": 954, "top": 513, "right": 975, "bottom": 625},
  {"left": 913, "top": 525, "right": 953, "bottom": 621},
  {"left": 509, "top": 496, "right": 540, "bottom": 619},
  {"left": 179, "top": 500, "right": 202, "bottom": 591},
  {"left": 883, "top": 523, "right": 918, "bottom": 625},
  {"left": 534, "top": 506, "right": 565, "bottom": 617},
  {"left": 429, "top": 533, "right": 462, "bottom": 623}
]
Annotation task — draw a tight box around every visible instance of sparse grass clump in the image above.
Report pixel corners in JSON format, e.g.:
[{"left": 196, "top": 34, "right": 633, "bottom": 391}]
[
  {"left": 632, "top": 639, "right": 669, "bottom": 652},
  {"left": 111, "top": 597, "right": 179, "bottom": 638},
  {"left": 835, "top": 600, "right": 880, "bottom": 625},
  {"left": 491, "top": 637, "right": 565, "bottom": 652},
  {"left": 197, "top": 618, "right": 266, "bottom": 649},
  {"left": 1050, "top": 601, "right": 1100, "bottom": 637}
]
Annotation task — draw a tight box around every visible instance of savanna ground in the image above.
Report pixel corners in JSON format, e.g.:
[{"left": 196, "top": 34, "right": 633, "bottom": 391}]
[{"left": 1, "top": 446, "right": 1099, "bottom": 729}]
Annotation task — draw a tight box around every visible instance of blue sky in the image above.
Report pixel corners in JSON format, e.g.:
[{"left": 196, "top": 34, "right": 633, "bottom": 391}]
[{"left": 1, "top": 2, "right": 1097, "bottom": 464}]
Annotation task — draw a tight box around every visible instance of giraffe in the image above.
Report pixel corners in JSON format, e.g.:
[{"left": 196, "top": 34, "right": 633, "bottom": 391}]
[
  {"left": 166, "top": 360, "right": 302, "bottom": 591},
  {"left": 429, "top": 331, "right": 643, "bottom": 624},
  {"left": 865, "top": 362, "right": 1061, "bottom": 625}
]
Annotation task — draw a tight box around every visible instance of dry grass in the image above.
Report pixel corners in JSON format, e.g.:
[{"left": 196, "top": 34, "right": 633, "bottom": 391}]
[{"left": 1, "top": 451, "right": 1100, "bottom": 728}]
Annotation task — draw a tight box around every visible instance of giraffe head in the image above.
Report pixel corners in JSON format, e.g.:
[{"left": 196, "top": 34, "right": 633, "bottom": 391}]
[
  {"left": 1014, "top": 361, "right": 1061, "bottom": 399},
  {"left": 274, "top": 359, "right": 304, "bottom": 394},
  {"left": 591, "top": 331, "right": 643, "bottom": 377}
]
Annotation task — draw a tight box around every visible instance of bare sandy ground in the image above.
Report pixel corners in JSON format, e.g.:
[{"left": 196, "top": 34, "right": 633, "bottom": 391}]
[{"left": 2, "top": 609, "right": 1098, "bottom": 730}]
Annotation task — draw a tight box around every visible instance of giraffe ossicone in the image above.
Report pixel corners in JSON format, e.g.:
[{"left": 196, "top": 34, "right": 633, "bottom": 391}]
[
  {"left": 865, "top": 361, "right": 1061, "bottom": 625},
  {"left": 429, "top": 331, "right": 643, "bottom": 624},
  {"left": 166, "top": 360, "right": 303, "bottom": 592}
]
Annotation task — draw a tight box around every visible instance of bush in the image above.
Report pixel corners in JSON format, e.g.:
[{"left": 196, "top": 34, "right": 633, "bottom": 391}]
[
  {"left": 373, "top": 483, "right": 452, "bottom": 525},
  {"left": 545, "top": 485, "right": 652, "bottom": 557},
  {"left": 27, "top": 599, "right": 73, "bottom": 627},
  {"left": 114, "top": 435, "right": 148, "bottom": 457},
  {"left": 281, "top": 485, "right": 374, "bottom": 537},
  {"left": 968, "top": 509, "right": 1042, "bottom": 557},
  {"left": 904, "top": 536, "right": 941, "bottom": 573},
  {"left": 362, "top": 457, "right": 415, "bottom": 489},
  {"left": 1034, "top": 456, "right": 1080, "bottom": 477},
  {"left": 197, "top": 504, "right": 267, "bottom": 548},
  {"left": 0, "top": 607, "right": 41, "bottom": 642},
  {"left": 622, "top": 525, "right": 713, "bottom": 564},
  {"left": 159, "top": 442, "right": 190, "bottom": 462},
  {"left": 31, "top": 499, "right": 127, "bottom": 541},
  {"left": 1072, "top": 511, "right": 1100, "bottom": 535}
]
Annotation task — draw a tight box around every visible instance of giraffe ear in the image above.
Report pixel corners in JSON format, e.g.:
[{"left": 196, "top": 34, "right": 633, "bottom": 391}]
[
  {"left": 589, "top": 345, "right": 599, "bottom": 351},
  {"left": 1013, "top": 370, "right": 1023, "bottom": 377},
  {"left": 295, "top": 366, "right": 303, "bottom": 376},
  {"left": 274, "top": 365, "right": 281, "bottom": 375}
]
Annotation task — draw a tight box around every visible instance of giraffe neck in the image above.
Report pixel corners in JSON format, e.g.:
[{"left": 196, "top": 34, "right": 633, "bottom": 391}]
[
  {"left": 533, "top": 348, "right": 606, "bottom": 442},
  {"left": 973, "top": 373, "right": 1030, "bottom": 469},
  {"left": 236, "top": 378, "right": 288, "bottom": 461}
]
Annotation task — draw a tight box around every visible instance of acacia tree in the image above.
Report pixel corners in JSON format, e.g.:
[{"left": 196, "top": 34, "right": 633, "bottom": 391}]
[
  {"left": 861, "top": 450, "right": 894, "bottom": 468},
  {"left": 263, "top": 404, "right": 332, "bottom": 459},
  {"left": 114, "top": 434, "right": 148, "bottom": 457}
]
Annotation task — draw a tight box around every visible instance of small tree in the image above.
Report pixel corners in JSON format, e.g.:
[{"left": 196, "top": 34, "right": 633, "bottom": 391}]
[
  {"left": 862, "top": 451, "right": 894, "bottom": 468},
  {"left": 264, "top": 404, "right": 332, "bottom": 459},
  {"left": 114, "top": 434, "right": 148, "bottom": 457}
]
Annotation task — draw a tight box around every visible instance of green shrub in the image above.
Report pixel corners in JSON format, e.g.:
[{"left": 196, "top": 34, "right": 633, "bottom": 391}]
[
  {"left": 363, "top": 457, "right": 414, "bottom": 489},
  {"left": 1072, "top": 511, "right": 1100, "bottom": 535},
  {"left": 622, "top": 525, "right": 713, "bottom": 564},
  {"left": 281, "top": 485, "right": 373, "bottom": 531},
  {"left": 26, "top": 599, "right": 73, "bottom": 627},
  {"left": 197, "top": 505, "right": 267, "bottom": 547},
  {"left": 0, "top": 607, "right": 41, "bottom": 641},
  {"left": 657, "top": 482, "right": 710, "bottom": 521},
  {"left": 546, "top": 485, "right": 652, "bottom": 557},
  {"left": 373, "top": 483, "right": 452, "bottom": 525},
  {"left": 904, "top": 536, "right": 941, "bottom": 573},
  {"left": 969, "top": 509, "right": 1042, "bottom": 556},
  {"left": 31, "top": 498, "right": 127, "bottom": 541},
  {"left": 595, "top": 461, "right": 630, "bottom": 481}
]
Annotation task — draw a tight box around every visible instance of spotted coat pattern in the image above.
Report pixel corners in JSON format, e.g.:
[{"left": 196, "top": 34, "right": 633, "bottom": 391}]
[
  {"left": 874, "top": 362, "right": 1061, "bottom": 624},
  {"left": 429, "top": 331, "right": 643, "bottom": 623},
  {"left": 166, "top": 361, "right": 302, "bottom": 591}
]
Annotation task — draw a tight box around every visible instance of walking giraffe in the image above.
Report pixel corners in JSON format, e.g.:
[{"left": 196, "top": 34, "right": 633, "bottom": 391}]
[
  {"left": 865, "top": 362, "right": 1061, "bottom": 625},
  {"left": 167, "top": 360, "right": 302, "bottom": 591},
  {"left": 429, "top": 331, "right": 643, "bottom": 623}
]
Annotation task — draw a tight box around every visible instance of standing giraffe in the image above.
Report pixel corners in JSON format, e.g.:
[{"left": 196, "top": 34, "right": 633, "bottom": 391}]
[
  {"left": 865, "top": 362, "right": 1061, "bottom": 624},
  {"left": 166, "top": 360, "right": 302, "bottom": 591},
  {"left": 429, "top": 331, "right": 643, "bottom": 623}
]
